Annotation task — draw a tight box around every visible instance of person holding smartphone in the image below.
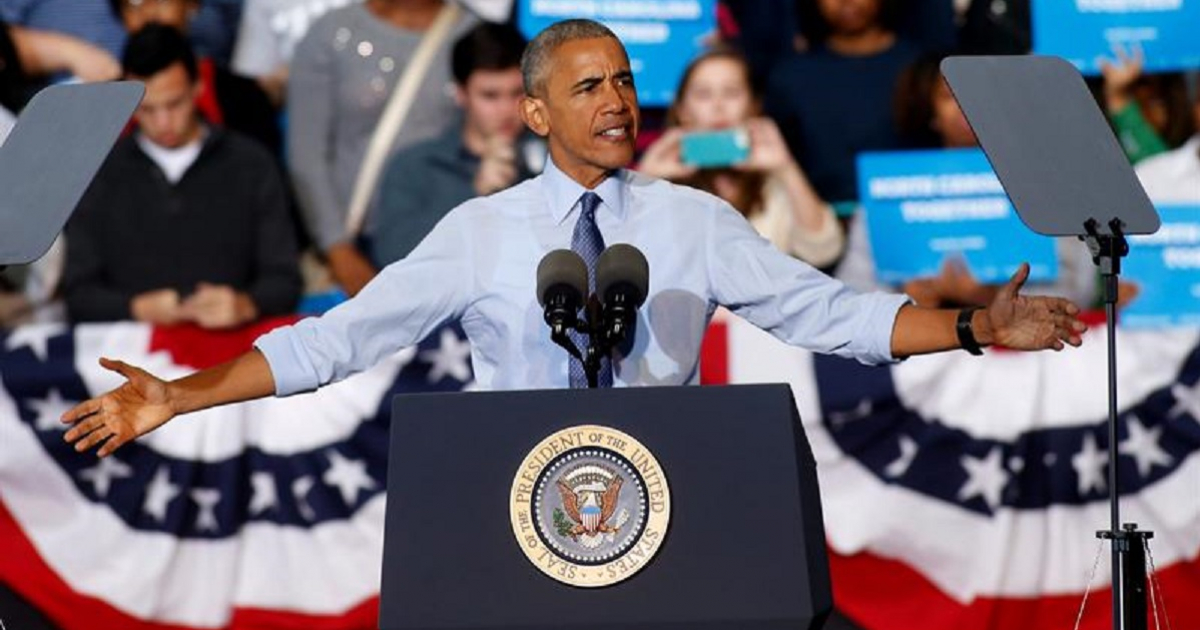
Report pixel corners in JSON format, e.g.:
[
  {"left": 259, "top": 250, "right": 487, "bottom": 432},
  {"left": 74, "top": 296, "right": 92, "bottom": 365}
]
[{"left": 638, "top": 48, "right": 844, "bottom": 269}]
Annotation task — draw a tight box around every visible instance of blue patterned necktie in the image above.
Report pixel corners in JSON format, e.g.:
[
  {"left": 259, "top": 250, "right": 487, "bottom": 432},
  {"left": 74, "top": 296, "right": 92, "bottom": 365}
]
[{"left": 569, "top": 192, "right": 614, "bottom": 388}]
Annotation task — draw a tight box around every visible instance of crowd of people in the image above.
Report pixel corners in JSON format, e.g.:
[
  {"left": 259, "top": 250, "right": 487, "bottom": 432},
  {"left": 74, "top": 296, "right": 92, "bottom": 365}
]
[{"left": 0, "top": 0, "right": 1197, "bottom": 331}]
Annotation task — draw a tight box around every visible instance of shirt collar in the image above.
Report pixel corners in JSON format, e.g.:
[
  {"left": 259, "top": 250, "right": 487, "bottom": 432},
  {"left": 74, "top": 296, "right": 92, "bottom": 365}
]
[{"left": 541, "top": 155, "right": 627, "bottom": 225}]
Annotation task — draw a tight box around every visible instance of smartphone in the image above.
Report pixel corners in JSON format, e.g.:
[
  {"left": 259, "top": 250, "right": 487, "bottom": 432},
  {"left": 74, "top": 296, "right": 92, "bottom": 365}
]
[{"left": 679, "top": 128, "right": 750, "bottom": 168}]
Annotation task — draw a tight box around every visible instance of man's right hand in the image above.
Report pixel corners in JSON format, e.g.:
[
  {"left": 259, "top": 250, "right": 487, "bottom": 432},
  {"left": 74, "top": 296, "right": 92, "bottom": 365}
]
[
  {"left": 474, "top": 136, "right": 519, "bottom": 196},
  {"left": 61, "top": 358, "right": 176, "bottom": 458},
  {"left": 131, "top": 289, "right": 183, "bottom": 325},
  {"left": 327, "top": 242, "right": 377, "bottom": 297}
]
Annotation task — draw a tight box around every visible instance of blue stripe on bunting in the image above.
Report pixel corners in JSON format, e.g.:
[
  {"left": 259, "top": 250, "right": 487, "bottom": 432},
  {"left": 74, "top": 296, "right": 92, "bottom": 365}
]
[{"left": 813, "top": 349, "right": 1200, "bottom": 515}]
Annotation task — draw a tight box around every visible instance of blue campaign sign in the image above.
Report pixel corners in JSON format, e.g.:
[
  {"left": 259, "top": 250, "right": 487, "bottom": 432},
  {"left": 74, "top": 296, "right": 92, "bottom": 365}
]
[
  {"left": 857, "top": 149, "right": 1058, "bottom": 286},
  {"left": 1031, "top": 0, "right": 1200, "bottom": 74},
  {"left": 516, "top": 0, "right": 716, "bottom": 107},
  {"left": 1121, "top": 205, "right": 1200, "bottom": 328}
]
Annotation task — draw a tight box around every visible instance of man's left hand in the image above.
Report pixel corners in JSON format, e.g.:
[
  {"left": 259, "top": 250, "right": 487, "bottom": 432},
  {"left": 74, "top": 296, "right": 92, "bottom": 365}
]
[{"left": 981, "top": 263, "right": 1087, "bottom": 351}]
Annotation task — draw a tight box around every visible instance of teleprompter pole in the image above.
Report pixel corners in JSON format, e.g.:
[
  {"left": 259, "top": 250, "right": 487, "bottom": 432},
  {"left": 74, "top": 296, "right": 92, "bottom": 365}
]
[{"left": 1082, "top": 217, "right": 1151, "bottom": 630}]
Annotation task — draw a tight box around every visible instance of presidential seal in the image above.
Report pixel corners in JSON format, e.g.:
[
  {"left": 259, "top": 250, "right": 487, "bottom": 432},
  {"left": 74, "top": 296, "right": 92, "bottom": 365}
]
[{"left": 509, "top": 425, "right": 671, "bottom": 588}]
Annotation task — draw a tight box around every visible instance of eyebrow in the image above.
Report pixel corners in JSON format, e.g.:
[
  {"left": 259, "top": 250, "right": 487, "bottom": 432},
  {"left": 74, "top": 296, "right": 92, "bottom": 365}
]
[
  {"left": 572, "top": 75, "right": 603, "bottom": 92},
  {"left": 571, "top": 70, "right": 634, "bottom": 92}
]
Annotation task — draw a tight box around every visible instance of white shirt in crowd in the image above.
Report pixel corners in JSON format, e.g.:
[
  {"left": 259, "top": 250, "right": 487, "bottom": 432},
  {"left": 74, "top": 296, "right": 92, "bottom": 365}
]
[
  {"left": 233, "top": 0, "right": 360, "bottom": 78},
  {"left": 136, "top": 131, "right": 205, "bottom": 184},
  {"left": 1136, "top": 136, "right": 1200, "bottom": 203}
]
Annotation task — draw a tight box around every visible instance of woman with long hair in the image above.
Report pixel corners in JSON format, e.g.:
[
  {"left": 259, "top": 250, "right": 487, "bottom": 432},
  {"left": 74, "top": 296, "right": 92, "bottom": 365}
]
[{"left": 639, "top": 48, "right": 844, "bottom": 268}]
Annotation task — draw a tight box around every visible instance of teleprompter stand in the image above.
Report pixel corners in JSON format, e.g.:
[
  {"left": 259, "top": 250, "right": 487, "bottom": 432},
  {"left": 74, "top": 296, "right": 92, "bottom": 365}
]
[{"left": 943, "top": 56, "right": 1162, "bottom": 630}]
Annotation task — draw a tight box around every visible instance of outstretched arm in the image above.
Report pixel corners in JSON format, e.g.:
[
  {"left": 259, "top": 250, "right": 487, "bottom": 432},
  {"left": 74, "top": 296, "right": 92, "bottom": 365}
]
[
  {"left": 61, "top": 350, "right": 276, "bottom": 458},
  {"left": 891, "top": 263, "right": 1086, "bottom": 359}
]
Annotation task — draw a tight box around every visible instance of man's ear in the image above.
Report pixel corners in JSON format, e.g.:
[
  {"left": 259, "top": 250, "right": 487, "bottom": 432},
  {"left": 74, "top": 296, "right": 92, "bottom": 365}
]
[
  {"left": 520, "top": 95, "right": 550, "bottom": 137},
  {"left": 453, "top": 84, "right": 467, "bottom": 109}
]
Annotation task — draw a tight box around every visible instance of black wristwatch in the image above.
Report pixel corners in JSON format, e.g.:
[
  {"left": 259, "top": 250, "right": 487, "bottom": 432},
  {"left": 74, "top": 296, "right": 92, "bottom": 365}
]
[{"left": 956, "top": 307, "right": 985, "bottom": 356}]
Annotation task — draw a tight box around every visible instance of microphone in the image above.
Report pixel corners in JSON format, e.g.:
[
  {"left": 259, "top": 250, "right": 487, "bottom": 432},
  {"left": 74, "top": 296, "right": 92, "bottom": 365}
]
[
  {"left": 596, "top": 244, "right": 649, "bottom": 342},
  {"left": 536, "top": 249, "right": 588, "bottom": 336}
]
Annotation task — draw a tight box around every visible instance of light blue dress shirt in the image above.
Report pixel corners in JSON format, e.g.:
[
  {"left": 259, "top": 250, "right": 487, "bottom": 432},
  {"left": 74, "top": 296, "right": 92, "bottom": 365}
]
[{"left": 254, "top": 159, "right": 910, "bottom": 394}]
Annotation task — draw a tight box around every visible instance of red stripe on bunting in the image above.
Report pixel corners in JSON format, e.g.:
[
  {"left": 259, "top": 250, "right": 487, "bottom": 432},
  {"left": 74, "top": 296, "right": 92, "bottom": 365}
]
[
  {"left": 700, "top": 319, "right": 728, "bottom": 385},
  {"left": 148, "top": 317, "right": 301, "bottom": 371},
  {"left": 829, "top": 547, "right": 1200, "bottom": 630},
  {"left": 0, "top": 501, "right": 378, "bottom": 630}
]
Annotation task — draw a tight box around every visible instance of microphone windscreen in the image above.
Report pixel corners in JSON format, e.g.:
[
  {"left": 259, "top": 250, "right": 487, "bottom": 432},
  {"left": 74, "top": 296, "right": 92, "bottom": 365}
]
[
  {"left": 596, "top": 244, "right": 649, "bottom": 306},
  {"left": 536, "top": 249, "right": 588, "bottom": 306}
]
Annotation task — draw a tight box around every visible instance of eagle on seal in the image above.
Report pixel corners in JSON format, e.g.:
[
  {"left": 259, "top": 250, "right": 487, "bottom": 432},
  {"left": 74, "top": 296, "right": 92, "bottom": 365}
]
[{"left": 556, "top": 475, "right": 624, "bottom": 540}]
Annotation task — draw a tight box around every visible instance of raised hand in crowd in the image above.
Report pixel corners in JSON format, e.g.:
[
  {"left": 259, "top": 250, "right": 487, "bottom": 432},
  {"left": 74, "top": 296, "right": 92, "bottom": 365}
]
[
  {"left": 474, "top": 134, "right": 520, "bottom": 196},
  {"left": 738, "top": 116, "right": 838, "bottom": 239},
  {"left": 903, "top": 258, "right": 994, "bottom": 308},
  {"left": 327, "top": 242, "right": 378, "bottom": 298},
  {"left": 1099, "top": 41, "right": 1145, "bottom": 114},
  {"left": 637, "top": 128, "right": 698, "bottom": 181},
  {"left": 181, "top": 283, "right": 258, "bottom": 329},
  {"left": 735, "top": 117, "right": 793, "bottom": 174},
  {"left": 9, "top": 26, "right": 121, "bottom": 82}
]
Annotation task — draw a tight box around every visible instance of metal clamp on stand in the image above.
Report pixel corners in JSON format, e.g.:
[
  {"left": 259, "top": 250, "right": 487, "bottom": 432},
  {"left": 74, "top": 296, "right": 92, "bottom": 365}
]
[
  {"left": 1097, "top": 524, "right": 1155, "bottom": 630},
  {"left": 1082, "top": 217, "right": 1129, "bottom": 304}
]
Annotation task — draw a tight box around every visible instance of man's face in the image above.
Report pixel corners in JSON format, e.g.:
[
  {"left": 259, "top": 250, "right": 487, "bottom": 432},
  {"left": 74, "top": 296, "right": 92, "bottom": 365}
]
[
  {"left": 119, "top": 0, "right": 197, "bottom": 33},
  {"left": 521, "top": 37, "right": 639, "bottom": 187},
  {"left": 459, "top": 67, "right": 526, "bottom": 144},
  {"left": 131, "top": 62, "right": 201, "bottom": 149}
]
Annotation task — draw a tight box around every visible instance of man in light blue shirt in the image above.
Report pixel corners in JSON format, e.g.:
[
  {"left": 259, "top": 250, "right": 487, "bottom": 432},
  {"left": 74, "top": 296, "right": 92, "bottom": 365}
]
[{"left": 62, "top": 19, "right": 1086, "bottom": 458}]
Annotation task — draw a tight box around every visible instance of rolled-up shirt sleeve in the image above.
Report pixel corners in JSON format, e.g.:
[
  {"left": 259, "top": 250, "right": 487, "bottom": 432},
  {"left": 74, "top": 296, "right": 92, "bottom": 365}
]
[
  {"left": 254, "top": 207, "right": 474, "bottom": 395},
  {"left": 706, "top": 201, "right": 910, "bottom": 365}
]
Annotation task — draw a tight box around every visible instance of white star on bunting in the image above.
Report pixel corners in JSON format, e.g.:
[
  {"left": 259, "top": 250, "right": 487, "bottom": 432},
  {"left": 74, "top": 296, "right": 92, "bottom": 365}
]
[
  {"left": 1120, "top": 415, "right": 1173, "bottom": 478},
  {"left": 884, "top": 435, "right": 918, "bottom": 478},
  {"left": 419, "top": 328, "right": 472, "bottom": 384},
  {"left": 323, "top": 450, "right": 375, "bottom": 507},
  {"left": 78, "top": 457, "right": 133, "bottom": 498},
  {"left": 249, "top": 472, "right": 278, "bottom": 515},
  {"left": 191, "top": 489, "right": 222, "bottom": 532},
  {"left": 1168, "top": 381, "right": 1200, "bottom": 424},
  {"left": 1071, "top": 433, "right": 1108, "bottom": 496},
  {"left": 4, "top": 324, "right": 66, "bottom": 361},
  {"left": 958, "top": 447, "right": 1010, "bottom": 511},
  {"left": 27, "top": 388, "right": 74, "bottom": 432},
  {"left": 142, "top": 466, "right": 179, "bottom": 523}
]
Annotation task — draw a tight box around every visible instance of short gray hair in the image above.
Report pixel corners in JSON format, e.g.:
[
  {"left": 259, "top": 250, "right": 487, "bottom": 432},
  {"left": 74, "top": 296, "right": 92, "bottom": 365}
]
[{"left": 520, "top": 19, "right": 620, "bottom": 97}]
